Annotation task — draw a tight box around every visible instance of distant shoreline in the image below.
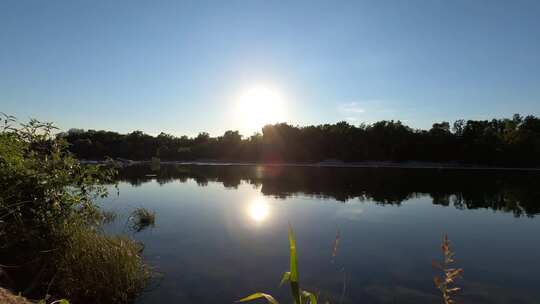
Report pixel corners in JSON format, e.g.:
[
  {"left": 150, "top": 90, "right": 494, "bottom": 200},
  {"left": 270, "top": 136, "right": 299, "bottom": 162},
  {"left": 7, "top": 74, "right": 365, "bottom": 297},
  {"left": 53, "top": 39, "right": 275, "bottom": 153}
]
[{"left": 81, "top": 159, "right": 540, "bottom": 171}]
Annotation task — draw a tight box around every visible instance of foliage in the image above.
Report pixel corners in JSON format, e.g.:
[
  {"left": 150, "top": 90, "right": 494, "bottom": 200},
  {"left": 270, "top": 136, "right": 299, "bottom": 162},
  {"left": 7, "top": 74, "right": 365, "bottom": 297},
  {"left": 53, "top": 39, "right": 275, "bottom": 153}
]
[
  {"left": 0, "top": 114, "right": 148, "bottom": 303},
  {"left": 238, "top": 293, "right": 279, "bottom": 304},
  {"left": 0, "top": 114, "right": 115, "bottom": 234},
  {"left": 60, "top": 115, "right": 540, "bottom": 166},
  {"left": 238, "top": 226, "right": 318, "bottom": 304},
  {"left": 433, "top": 234, "right": 463, "bottom": 304}
]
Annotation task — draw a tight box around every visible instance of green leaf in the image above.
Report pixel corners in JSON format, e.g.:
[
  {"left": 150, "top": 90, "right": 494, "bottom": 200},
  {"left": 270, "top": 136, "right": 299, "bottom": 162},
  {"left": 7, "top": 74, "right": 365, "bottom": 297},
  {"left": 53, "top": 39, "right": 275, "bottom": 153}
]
[
  {"left": 237, "top": 293, "right": 279, "bottom": 304},
  {"left": 301, "top": 290, "right": 318, "bottom": 304},
  {"left": 288, "top": 224, "right": 298, "bottom": 282},
  {"left": 279, "top": 271, "right": 291, "bottom": 286},
  {"left": 290, "top": 282, "right": 301, "bottom": 304},
  {"left": 288, "top": 225, "right": 301, "bottom": 304}
]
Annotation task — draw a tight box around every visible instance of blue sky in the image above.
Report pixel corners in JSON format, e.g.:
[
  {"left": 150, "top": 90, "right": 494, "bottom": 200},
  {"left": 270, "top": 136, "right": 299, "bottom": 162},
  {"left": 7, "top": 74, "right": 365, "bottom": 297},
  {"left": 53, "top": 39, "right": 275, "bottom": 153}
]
[{"left": 1, "top": 0, "right": 539, "bottom": 136}]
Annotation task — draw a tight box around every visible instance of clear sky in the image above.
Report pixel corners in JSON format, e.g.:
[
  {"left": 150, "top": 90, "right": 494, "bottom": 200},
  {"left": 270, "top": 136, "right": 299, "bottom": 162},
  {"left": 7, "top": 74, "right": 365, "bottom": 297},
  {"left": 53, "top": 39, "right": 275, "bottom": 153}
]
[{"left": 1, "top": 0, "right": 539, "bottom": 136}]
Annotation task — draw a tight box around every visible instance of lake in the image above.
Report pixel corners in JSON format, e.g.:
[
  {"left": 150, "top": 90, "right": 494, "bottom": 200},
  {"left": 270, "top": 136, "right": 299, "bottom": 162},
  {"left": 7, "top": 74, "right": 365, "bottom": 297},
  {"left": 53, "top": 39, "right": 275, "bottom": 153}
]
[{"left": 101, "top": 164, "right": 540, "bottom": 304}]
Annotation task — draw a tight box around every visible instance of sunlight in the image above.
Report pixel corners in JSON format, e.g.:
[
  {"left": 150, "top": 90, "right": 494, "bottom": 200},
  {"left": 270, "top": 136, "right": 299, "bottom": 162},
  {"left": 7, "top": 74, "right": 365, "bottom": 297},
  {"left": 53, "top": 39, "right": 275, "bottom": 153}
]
[
  {"left": 247, "top": 198, "right": 270, "bottom": 223},
  {"left": 235, "top": 84, "right": 287, "bottom": 134}
]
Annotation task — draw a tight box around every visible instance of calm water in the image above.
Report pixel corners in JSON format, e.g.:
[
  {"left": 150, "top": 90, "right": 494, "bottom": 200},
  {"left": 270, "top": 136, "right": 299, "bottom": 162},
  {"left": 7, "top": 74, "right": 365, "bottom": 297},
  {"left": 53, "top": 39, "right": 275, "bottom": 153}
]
[{"left": 101, "top": 164, "right": 540, "bottom": 304}]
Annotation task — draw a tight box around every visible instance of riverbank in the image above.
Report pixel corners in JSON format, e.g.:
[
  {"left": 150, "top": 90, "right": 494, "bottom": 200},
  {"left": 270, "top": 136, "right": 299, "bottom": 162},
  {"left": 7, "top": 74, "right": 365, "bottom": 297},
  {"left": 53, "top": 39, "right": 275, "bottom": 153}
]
[{"left": 82, "top": 159, "right": 540, "bottom": 171}]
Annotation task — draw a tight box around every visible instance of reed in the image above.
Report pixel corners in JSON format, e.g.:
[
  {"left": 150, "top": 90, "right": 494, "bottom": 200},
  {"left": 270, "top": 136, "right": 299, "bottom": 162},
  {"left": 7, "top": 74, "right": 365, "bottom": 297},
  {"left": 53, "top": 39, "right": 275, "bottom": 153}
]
[{"left": 433, "top": 234, "right": 463, "bottom": 304}]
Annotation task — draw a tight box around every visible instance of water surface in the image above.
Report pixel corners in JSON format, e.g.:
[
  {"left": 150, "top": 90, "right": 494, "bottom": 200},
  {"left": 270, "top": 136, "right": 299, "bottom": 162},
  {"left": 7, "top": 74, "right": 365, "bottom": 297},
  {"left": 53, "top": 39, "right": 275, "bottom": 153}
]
[{"left": 101, "top": 164, "right": 540, "bottom": 304}]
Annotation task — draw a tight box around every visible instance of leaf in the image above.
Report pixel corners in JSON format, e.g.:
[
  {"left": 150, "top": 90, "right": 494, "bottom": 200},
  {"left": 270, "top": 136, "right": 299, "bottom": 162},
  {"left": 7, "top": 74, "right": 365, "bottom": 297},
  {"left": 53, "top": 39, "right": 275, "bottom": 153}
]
[
  {"left": 288, "top": 225, "right": 301, "bottom": 304},
  {"left": 288, "top": 224, "right": 298, "bottom": 282},
  {"left": 237, "top": 293, "right": 279, "bottom": 304},
  {"left": 279, "top": 271, "right": 291, "bottom": 286},
  {"left": 301, "top": 290, "right": 318, "bottom": 304},
  {"left": 290, "top": 282, "right": 301, "bottom": 304}
]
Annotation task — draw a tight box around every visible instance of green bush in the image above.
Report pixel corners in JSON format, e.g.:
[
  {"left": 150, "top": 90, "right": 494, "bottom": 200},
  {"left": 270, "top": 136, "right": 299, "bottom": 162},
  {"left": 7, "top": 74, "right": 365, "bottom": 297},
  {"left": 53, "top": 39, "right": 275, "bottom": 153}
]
[{"left": 0, "top": 114, "right": 149, "bottom": 303}]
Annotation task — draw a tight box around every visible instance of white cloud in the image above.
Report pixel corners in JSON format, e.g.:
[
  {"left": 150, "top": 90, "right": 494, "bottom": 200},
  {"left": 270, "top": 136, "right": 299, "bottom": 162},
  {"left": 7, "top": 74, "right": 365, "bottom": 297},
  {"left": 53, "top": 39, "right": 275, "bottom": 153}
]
[{"left": 339, "top": 102, "right": 366, "bottom": 114}]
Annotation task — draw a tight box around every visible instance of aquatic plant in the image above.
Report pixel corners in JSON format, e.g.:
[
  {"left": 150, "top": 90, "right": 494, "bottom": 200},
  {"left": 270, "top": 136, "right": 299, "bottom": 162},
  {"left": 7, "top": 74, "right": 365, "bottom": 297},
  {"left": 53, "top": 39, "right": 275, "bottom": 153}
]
[
  {"left": 433, "top": 234, "right": 463, "bottom": 304},
  {"left": 238, "top": 225, "right": 318, "bottom": 304},
  {"left": 130, "top": 208, "right": 156, "bottom": 232}
]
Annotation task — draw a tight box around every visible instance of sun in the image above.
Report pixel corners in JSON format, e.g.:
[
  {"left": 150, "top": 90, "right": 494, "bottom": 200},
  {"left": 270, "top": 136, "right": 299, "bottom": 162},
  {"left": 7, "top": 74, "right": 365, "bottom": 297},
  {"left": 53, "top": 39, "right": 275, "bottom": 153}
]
[{"left": 235, "top": 84, "right": 287, "bottom": 135}]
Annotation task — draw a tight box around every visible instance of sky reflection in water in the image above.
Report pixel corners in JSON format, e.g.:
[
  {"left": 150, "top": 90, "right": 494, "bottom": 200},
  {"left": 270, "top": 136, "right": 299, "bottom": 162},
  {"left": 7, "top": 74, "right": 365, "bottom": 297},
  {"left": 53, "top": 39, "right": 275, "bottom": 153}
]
[{"left": 100, "top": 165, "right": 540, "bottom": 304}]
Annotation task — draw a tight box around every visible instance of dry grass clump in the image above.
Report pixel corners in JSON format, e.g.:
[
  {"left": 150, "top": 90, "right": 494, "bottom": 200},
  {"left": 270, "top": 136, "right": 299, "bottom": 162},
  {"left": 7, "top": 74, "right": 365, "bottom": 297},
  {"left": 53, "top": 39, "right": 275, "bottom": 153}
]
[
  {"left": 433, "top": 234, "right": 463, "bottom": 304},
  {"left": 53, "top": 227, "right": 150, "bottom": 303}
]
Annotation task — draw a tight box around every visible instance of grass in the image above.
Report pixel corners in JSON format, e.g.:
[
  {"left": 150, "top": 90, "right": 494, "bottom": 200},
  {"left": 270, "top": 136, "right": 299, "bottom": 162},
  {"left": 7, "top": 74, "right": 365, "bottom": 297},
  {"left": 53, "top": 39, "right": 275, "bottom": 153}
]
[
  {"left": 433, "top": 234, "right": 464, "bottom": 304},
  {"left": 0, "top": 220, "right": 150, "bottom": 304},
  {"left": 129, "top": 208, "right": 155, "bottom": 232},
  {"left": 53, "top": 225, "right": 151, "bottom": 303}
]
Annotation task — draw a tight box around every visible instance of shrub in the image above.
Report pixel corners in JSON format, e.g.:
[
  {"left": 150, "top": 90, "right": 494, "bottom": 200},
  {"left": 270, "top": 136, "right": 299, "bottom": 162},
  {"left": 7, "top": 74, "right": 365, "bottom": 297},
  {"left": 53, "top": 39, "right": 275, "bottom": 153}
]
[{"left": 0, "top": 114, "right": 149, "bottom": 303}]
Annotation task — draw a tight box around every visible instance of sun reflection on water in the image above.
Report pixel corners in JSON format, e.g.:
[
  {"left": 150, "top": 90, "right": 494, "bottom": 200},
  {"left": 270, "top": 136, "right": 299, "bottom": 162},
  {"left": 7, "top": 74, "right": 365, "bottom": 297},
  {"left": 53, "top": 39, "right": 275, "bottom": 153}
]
[{"left": 247, "top": 198, "right": 270, "bottom": 223}]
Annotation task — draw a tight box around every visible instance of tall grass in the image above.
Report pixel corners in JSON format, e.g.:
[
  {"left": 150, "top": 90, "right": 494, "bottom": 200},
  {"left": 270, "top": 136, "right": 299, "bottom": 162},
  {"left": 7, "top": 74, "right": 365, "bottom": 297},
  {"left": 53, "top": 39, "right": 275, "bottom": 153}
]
[
  {"left": 433, "top": 234, "right": 463, "bottom": 304},
  {"left": 53, "top": 225, "right": 150, "bottom": 303},
  {"left": 239, "top": 229, "right": 463, "bottom": 304}
]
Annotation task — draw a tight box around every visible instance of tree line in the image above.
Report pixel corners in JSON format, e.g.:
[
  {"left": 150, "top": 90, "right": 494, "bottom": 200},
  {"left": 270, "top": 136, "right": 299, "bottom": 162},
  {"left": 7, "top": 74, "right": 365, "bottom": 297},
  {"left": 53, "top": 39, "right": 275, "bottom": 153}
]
[{"left": 59, "top": 114, "right": 540, "bottom": 167}]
